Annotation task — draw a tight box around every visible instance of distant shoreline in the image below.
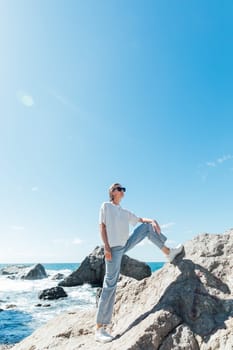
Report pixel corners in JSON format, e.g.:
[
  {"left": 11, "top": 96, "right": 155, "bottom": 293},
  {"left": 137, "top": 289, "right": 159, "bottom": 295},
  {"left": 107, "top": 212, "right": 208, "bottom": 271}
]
[{"left": 0, "top": 262, "right": 165, "bottom": 273}]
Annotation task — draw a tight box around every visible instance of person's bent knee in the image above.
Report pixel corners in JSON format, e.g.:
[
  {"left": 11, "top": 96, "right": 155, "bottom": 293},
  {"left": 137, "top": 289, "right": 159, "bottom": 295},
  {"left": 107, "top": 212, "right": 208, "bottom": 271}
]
[{"left": 138, "top": 222, "right": 148, "bottom": 228}]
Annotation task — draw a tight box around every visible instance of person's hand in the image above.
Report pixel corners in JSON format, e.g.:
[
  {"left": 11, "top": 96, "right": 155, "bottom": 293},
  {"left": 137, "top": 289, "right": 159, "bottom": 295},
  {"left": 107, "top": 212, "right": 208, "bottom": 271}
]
[
  {"left": 104, "top": 245, "right": 112, "bottom": 261},
  {"left": 152, "top": 220, "right": 161, "bottom": 234}
]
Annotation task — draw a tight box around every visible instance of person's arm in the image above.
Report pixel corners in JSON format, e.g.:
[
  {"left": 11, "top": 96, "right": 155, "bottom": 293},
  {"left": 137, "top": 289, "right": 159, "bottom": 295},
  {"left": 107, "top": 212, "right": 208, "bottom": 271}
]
[
  {"left": 139, "top": 217, "right": 161, "bottom": 234},
  {"left": 99, "top": 223, "right": 112, "bottom": 260}
]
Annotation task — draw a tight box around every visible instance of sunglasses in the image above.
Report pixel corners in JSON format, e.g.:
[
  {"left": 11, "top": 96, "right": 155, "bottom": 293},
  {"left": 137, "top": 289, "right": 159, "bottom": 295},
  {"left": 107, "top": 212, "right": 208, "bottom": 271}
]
[{"left": 113, "top": 186, "right": 126, "bottom": 192}]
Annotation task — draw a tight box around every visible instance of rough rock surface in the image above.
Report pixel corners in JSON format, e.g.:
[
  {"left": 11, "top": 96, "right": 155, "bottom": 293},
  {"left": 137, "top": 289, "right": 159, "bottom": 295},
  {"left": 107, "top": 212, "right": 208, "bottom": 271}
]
[
  {"left": 0, "top": 265, "right": 27, "bottom": 276},
  {"left": 0, "top": 264, "right": 47, "bottom": 280},
  {"left": 59, "top": 246, "right": 151, "bottom": 287},
  {"left": 38, "top": 286, "right": 68, "bottom": 300},
  {"left": 11, "top": 229, "right": 233, "bottom": 350},
  {"left": 22, "top": 263, "right": 47, "bottom": 280},
  {"left": 51, "top": 272, "right": 65, "bottom": 280}
]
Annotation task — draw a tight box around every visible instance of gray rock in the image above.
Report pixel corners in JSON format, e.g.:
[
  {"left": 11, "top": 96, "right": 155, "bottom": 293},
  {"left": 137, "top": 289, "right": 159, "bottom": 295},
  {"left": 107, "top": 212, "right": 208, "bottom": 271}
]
[
  {"left": 0, "top": 265, "right": 28, "bottom": 276},
  {"left": 51, "top": 273, "right": 65, "bottom": 280},
  {"left": 5, "top": 304, "right": 17, "bottom": 309},
  {"left": 0, "top": 264, "right": 47, "bottom": 280},
  {"left": 159, "top": 324, "right": 200, "bottom": 350},
  {"left": 59, "top": 246, "right": 151, "bottom": 287},
  {"left": 120, "top": 254, "right": 151, "bottom": 280},
  {"left": 38, "top": 286, "right": 67, "bottom": 300},
  {"left": 59, "top": 246, "right": 105, "bottom": 287},
  {"left": 21, "top": 264, "right": 47, "bottom": 280},
  {"left": 10, "top": 229, "right": 233, "bottom": 350}
]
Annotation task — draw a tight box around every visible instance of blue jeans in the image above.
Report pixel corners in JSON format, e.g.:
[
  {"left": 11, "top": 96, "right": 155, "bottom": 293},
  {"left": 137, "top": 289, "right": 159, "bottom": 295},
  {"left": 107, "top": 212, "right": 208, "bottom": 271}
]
[{"left": 96, "top": 223, "right": 167, "bottom": 325}]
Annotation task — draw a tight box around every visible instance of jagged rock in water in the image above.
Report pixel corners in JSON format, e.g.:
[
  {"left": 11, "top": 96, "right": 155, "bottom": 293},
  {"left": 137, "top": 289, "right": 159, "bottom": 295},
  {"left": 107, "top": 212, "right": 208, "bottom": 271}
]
[
  {"left": 21, "top": 264, "right": 47, "bottom": 280},
  {"left": 59, "top": 246, "right": 151, "bottom": 287},
  {"left": 38, "top": 286, "right": 67, "bottom": 300}
]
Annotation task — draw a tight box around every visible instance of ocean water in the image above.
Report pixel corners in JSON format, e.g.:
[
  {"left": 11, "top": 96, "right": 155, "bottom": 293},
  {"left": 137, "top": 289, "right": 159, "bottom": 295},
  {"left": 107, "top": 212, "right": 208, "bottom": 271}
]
[{"left": 0, "top": 262, "right": 164, "bottom": 346}]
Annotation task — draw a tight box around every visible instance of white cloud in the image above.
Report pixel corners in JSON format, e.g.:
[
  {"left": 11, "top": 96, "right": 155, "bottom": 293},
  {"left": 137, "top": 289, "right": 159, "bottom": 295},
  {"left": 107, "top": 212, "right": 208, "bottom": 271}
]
[
  {"left": 217, "top": 154, "right": 233, "bottom": 163},
  {"left": 53, "top": 238, "right": 84, "bottom": 246},
  {"left": 17, "top": 91, "right": 34, "bottom": 107},
  {"left": 48, "top": 89, "right": 78, "bottom": 112},
  {"left": 161, "top": 222, "right": 176, "bottom": 229},
  {"left": 201, "top": 154, "right": 233, "bottom": 181},
  {"left": 10, "top": 225, "right": 25, "bottom": 231},
  {"left": 166, "top": 239, "right": 177, "bottom": 245},
  {"left": 72, "top": 238, "right": 83, "bottom": 245},
  {"left": 206, "top": 154, "right": 233, "bottom": 168},
  {"left": 206, "top": 161, "right": 216, "bottom": 167}
]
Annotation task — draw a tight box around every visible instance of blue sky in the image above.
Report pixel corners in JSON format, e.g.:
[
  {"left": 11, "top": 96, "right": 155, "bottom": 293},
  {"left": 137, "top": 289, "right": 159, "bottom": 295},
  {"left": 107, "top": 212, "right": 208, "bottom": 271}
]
[{"left": 1, "top": 1, "right": 233, "bottom": 263}]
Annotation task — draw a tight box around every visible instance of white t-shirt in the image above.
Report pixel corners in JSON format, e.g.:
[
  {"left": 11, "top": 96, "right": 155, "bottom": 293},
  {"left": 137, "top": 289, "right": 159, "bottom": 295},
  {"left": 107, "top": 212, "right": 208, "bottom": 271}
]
[{"left": 99, "top": 201, "right": 139, "bottom": 247}]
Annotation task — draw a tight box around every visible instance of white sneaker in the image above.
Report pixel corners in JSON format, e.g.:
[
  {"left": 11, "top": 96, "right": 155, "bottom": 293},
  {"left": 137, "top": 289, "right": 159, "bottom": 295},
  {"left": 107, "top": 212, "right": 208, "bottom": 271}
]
[
  {"left": 95, "top": 327, "right": 113, "bottom": 343},
  {"left": 167, "top": 244, "right": 184, "bottom": 263}
]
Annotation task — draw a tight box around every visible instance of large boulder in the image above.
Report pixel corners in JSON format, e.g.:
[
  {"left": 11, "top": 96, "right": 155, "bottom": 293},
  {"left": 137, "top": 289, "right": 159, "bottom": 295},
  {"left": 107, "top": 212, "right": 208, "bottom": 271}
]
[
  {"left": 21, "top": 264, "right": 47, "bottom": 280},
  {"left": 38, "top": 287, "right": 67, "bottom": 300},
  {"left": 59, "top": 246, "right": 151, "bottom": 287},
  {"left": 120, "top": 254, "right": 151, "bottom": 280},
  {"left": 10, "top": 229, "right": 233, "bottom": 350}
]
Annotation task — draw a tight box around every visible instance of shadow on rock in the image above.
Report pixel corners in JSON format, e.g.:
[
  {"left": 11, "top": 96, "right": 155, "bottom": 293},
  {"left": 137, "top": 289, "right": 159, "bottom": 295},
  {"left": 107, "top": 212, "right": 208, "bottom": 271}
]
[{"left": 118, "top": 258, "right": 233, "bottom": 343}]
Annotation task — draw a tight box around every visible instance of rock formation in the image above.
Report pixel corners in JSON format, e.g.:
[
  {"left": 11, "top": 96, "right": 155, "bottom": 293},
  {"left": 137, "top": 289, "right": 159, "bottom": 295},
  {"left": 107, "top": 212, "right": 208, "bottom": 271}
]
[
  {"left": 11, "top": 229, "right": 233, "bottom": 350},
  {"left": 22, "top": 264, "right": 47, "bottom": 280},
  {"left": 0, "top": 265, "right": 26, "bottom": 276},
  {"left": 0, "top": 264, "right": 47, "bottom": 280},
  {"left": 0, "top": 345, "right": 14, "bottom": 350},
  {"left": 51, "top": 273, "right": 65, "bottom": 280},
  {"left": 59, "top": 246, "right": 151, "bottom": 287},
  {"left": 38, "top": 286, "right": 67, "bottom": 300}
]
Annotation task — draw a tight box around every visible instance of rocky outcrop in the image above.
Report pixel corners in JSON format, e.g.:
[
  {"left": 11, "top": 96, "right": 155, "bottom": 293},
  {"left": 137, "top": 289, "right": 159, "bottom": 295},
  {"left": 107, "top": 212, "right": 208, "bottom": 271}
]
[
  {"left": 38, "top": 287, "right": 67, "bottom": 300},
  {"left": 51, "top": 273, "right": 65, "bottom": 280},
  {"left": 5, "top": 304, "right": 17, "bottom": 309},
  {"left": 11, "top": 229, "right": 233, "bottom": 350},
  {"left": 59, "top": 246, "right": 105, "bottom": 287},
  {"left": 0, "top": 265, "right": 28, "bottom": 277},
  {"left": 21, "top": 264, "right": 47, "bottom": 280},
  {"left": 0, "top": 264, "right": 47, "bottom": 280},
  {"left": 59, "top": 246, "right": 151, "bottom": 287},
  {"left": 120, "top": 254, "right": 151, "bottom": 280}
]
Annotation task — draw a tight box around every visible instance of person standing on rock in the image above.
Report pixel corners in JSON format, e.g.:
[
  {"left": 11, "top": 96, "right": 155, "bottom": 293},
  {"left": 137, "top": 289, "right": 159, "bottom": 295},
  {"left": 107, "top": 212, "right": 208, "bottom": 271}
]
[{"left": 95, "top": 182, "right": 184, "bottom": 343}]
